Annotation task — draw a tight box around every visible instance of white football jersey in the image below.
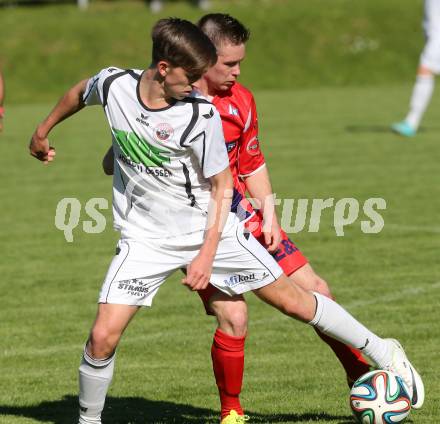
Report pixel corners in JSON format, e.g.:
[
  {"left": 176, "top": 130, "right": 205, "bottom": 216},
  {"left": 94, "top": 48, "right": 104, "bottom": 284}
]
[{"left": 83, "top": 67, "right": 229, "bottom": 238}]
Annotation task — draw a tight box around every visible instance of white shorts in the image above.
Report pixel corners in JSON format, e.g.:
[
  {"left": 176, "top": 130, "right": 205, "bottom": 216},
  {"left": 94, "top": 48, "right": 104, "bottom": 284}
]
[
  {"left": 98, "top": 214, "right": 283, "bottom": 307},
  {"left": 420, "top": 33, "right": 440, "bottom": 73}
]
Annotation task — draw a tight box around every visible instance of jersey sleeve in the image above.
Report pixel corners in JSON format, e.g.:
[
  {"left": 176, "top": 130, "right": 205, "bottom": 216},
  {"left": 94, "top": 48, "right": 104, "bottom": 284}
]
[
  {"left": 237, "top": 94, "right": 266, "bottom": 178},
  {"left": 82, "top": 67, "right": 118, "bottom": 106},
  {"left": 191, "top": 109, "right": 229, "bottom": 179}
]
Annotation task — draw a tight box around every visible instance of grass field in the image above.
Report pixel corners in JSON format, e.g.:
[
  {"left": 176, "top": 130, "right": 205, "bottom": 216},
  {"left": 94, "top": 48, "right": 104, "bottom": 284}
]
[
  {"left": 0, "top": 82, "right": 439, "bottom": 423},
  {"left": 0, "top": 0, "right": 427, "bottom": 103}
]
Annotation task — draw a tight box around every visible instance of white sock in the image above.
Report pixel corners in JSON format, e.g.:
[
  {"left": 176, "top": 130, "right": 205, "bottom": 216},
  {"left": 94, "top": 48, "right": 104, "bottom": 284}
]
[
  {"left": 309, "top": 292, "right": 392, "bottom": 368},
  {"left": 405, "top": 74, "right": 435, "bottom": 129},
  {"left": 78, "top": 347, "right": 116, "bottom": 424}
]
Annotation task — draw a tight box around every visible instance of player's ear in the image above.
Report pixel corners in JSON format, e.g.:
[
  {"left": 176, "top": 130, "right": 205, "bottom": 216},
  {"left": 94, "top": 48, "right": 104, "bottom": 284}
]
[{"left": 157, "top": 61, "right": 171, "bottom": 78}]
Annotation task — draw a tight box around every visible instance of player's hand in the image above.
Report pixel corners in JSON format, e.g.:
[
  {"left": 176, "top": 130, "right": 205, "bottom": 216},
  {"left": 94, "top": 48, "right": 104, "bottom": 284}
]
[
  {"left": 182, "top": 254, "right": 213, "bottom": 291},
  {"left": 263, "top": 218, "right": 282, "bottom": 253},
  {"left": 29, "top": 129, "right": 56, "bottom": 164}
]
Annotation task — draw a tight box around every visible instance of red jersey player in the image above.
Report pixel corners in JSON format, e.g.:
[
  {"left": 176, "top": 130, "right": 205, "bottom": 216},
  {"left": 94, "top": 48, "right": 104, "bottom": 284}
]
[
  {"left": 101, "top": 14, "right": 372, "bottom": 423},
  {"left": 194, "top": 14, "right": 374, "bottom": 424}
]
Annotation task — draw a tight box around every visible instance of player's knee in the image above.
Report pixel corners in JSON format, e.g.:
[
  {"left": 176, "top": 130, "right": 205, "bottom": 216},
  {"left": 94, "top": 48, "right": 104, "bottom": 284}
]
[
  {"left": 213, "top": 301, "right": 248, "bottom": 337},
  {"left": 88, "top": 328, "right": 119, "bottom": 358},
  {"left": 418, "top": 65, "right": 434, "bottom": 76},
  {"left": 291, "top": 266, "right": 333, "bottom": 299},
  {"left": 311, "top": 276, "right": 333, "bottom": 299},
  {"left": 226, "top": 307, "right": 248, "bottom": 336}
]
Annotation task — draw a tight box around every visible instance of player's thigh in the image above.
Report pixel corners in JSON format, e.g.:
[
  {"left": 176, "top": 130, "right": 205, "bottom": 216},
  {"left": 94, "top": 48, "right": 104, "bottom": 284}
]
[
  {"left": 253, "top": 274, "right": 316, "bottom": 322},
  {"left": 99, "top": 239, "right": 182, "bottom": 307},
  {"left": 288, "top": 263, "right": 332, "bottom": 298},
  {"left": 90, "top": 303, "right": 140, "bottom": 346}
]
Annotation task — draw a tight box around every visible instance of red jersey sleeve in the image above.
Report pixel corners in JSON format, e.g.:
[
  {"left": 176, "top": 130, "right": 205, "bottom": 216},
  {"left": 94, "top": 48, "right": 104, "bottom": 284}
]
[{"left": 237, "top": 94, "right": 266, "bottom": 178}]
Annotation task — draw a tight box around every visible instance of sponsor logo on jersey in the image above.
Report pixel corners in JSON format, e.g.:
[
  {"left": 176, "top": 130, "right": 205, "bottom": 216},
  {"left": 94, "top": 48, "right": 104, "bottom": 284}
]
[
  {"left": 118, "top": 154, "right": 172, "bottom": 177},
  {"left": 203, "top": 108, "right": 214, "bottom": 119},
  {"left": 246, "top": 136, "right": 260, "bottom": 156},
  {"left": 136, "top": 113, "right": 150, "bottom": 127},
  {"left": 226, "top": 141, "right": 237, "bottom": 153},
  {"left": 113, "top": 128, "right": 170, "bottom": 168},
  {"left": 117, "top": 278, "right": 151, "bottom": 297},
  {"left": 223, "top": 273, "right": 262, "bottom": 287},
  {"left": 154, "top": 123, "right": 174, "bottom": 142},
  {"left": 228, "top": 104, "right": 239, "bottom": 116}
]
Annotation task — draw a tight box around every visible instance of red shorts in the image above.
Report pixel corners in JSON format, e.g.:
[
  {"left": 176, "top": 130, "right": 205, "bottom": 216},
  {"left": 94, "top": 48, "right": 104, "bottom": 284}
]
[{"left": 198, "top": 213, "right": 308, "bottom": 314}]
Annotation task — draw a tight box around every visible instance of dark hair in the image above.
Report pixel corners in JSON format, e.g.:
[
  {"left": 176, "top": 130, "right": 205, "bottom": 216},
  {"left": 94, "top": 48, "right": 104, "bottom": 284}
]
[
  {"left": 151, "top": 18, "right": 217, "bottom": 79},
  {"left": 197, "top": 13, "right": 250, "bottom": 48}
]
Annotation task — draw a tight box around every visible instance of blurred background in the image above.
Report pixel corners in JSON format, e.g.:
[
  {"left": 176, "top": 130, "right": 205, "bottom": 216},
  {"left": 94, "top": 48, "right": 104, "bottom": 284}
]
[
  {"left": 0, "top": 0, "right": 427, "bottom": 103},
  {"left": 0, "top": 1, "right": 439, "bottom": 423}
]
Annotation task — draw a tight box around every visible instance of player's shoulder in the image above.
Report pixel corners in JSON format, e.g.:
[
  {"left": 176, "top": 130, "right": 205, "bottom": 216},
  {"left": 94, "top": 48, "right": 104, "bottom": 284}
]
[
  {"left": 218, "top": 82, "right": 255, "bottom": 116},
  {"left": 181, "top": 90, "right": 213, "bottom": 107},
  {"left": 181, "top": 90, "right": 217, "bottom": 118},
  {"left": 95, "top": 66, "right": 141, "bottom": 83},
  {"left": 231, "top": 82, "right": 255, "bottom": 103},
  {"left": 178, "top": 92, "right": 220, "bottom": 145}
]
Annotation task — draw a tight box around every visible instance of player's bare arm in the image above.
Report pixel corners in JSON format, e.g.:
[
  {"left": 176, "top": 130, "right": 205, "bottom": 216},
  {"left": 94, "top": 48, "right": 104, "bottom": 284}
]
[
  {"left": 102, "top": 146, "right": 114, "bottom": 175},
  {"left": 244, "top": 166, "right": 281, "bottom": 252},
  {"left": 29, "top": 79, "right": 88, "bottom": 163},
  {"left": 183, "top": 167, "right": 233, "bottom": 291}
]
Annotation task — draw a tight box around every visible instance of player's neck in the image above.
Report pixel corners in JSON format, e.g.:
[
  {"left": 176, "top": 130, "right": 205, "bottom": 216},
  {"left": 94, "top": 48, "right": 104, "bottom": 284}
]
[
  {"left": 195, "top": 77, "right": 215, "bottom": 101},
  {"left": 138, "top": 68, "right": 174, "bottom": 109}
]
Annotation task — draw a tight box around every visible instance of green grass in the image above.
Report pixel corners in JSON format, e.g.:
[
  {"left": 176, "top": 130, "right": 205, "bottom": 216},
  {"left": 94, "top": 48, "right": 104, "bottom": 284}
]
[
  {"left": 0, "top": 83, "right": 439, "bottom": 423},
  {"left": 0, "top": 0, "right": 427, "bottom": 103}
]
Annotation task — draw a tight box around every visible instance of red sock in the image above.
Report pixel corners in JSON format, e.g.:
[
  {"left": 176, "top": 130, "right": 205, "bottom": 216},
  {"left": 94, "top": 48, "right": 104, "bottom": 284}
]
[
  {"left": 211, "top": 328, "right": 245, "bottom": 419},
  {"left": 314, "top": 328, "right": 371, "bottom": 383}
]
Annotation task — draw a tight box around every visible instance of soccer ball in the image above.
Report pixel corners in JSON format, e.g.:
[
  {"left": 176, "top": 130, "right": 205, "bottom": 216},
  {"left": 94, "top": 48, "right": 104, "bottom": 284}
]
[{"left": 349, "top": 370, "right": 411, "bottom": 424}]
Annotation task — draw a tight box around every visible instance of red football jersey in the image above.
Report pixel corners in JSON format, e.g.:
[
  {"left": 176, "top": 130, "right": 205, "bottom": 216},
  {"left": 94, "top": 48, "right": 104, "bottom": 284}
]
[{"left": 212, "top": 82, "right": 266, "bottom": 220}]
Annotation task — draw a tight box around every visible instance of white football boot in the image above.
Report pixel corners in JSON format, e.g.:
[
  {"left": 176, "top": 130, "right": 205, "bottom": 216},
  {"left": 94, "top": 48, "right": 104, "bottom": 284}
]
[{"left": 384, "top": 339, "right": 424, "bottom": 409}]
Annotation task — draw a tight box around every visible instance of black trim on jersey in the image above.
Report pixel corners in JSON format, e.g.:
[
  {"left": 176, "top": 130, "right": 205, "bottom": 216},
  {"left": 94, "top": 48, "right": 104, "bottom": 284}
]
[
  {"left": 235, "top": 226, "right": 277, "bottom": 280},
  {"left": 181, "top": 162, "right": 196, "bottom": 207},
  {"left": 105, "top": 242, "right": 131, "bottom": 304},
  {"left": 102, "top": 70, "right": 130, "bottom": 108},
  {"left": 125, "top": 69, "right": 140, "bottom": 81},
  {"left": 181, "top": 97, "right": 212, "bottom": 105},
  {"left": 83, "top": 77, "right": 99, "bottom": 104},
  {"left": 180, "top": 102, "right": 199, "bottom": 146},
  {"left": 136, "top": 70, "right": 177, "bottom": 112},
  {"left": 200, "top": 132, "right": 206, "bottom": 169},
  {"left": 181, "top": 131, "right": 206, "bottom": 169}
]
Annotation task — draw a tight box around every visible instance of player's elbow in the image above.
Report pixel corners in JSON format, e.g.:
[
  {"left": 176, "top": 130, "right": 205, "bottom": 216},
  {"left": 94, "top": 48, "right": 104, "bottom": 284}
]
[
  {"left": 102, "top": 149, "right": 114, "bottom": 175},
  {"left": 102, "top": 161, "right": 114, "bottom": 175}
]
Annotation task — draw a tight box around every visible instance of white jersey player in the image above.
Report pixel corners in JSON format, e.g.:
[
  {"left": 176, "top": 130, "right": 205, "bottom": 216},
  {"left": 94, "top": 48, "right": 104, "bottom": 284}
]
[
  {"left": 392, "top": 0, "right": 440, "bottom": 136},
  {"left": 83, "top": 65, "right": 282, "bottom": 304},
  {"left": 29, "top": 18, "right": 424, "bottom": 424}
]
